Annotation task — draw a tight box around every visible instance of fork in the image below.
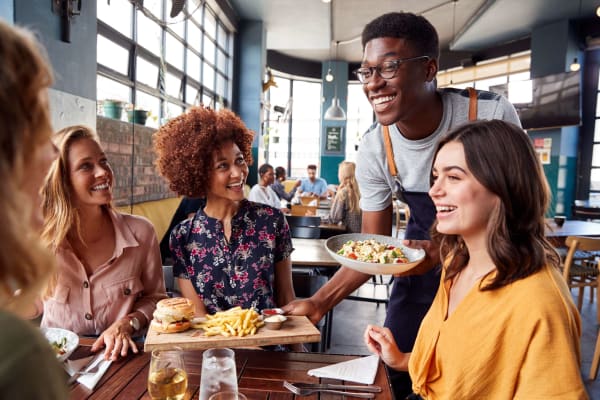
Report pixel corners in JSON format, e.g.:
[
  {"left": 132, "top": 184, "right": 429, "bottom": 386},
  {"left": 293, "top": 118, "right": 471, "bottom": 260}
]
[
  {"left": 283, "top": 381, "right": 376, "bottom": 398},
  {"left": 67, "top": 358, "right": 103, "bottom": 385}
]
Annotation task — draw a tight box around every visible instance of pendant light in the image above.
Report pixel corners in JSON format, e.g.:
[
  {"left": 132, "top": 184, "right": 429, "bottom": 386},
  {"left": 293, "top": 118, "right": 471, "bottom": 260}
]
[
  {"left": 324, "top": 40, "right": 346, "bottom": 120},
  {"left": 570, "top": 0, "right": 582, "bottom": 73}
]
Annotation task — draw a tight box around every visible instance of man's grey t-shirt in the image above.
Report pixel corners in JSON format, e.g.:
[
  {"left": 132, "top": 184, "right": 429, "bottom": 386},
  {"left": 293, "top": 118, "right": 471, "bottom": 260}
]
[{"left": 356, "top": 88, "right": 521, "bottom": 215}]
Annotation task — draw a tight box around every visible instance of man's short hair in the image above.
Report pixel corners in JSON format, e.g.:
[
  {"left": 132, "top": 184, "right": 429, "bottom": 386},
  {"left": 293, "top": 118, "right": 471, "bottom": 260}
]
[
  {"left": 361, "top": 12, "right": 439, "bottom": 60},
  {"left": 307, "top": 164, "right": 317, "bottom": 171}
]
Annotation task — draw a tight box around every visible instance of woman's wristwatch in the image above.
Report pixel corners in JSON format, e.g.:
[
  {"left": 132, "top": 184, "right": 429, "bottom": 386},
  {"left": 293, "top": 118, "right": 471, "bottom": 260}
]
[{"left": 128, "top": 315, "right": 141, "bottom": 333}]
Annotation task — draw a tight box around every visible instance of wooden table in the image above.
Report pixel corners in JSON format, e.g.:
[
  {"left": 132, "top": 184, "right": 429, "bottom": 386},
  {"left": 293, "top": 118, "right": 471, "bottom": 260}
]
[
  {"left": 545, "top": 219, "right": 600, "bottom": 247},
  {"left": 291, "top": 238, "right": 339, "bottom": 268},
  {"left": 69, "top": 339, "right": 393, "bottom": 400}
]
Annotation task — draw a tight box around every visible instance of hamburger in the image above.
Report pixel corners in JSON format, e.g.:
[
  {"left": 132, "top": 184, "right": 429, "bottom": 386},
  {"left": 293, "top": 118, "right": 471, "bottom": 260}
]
[{"left": 151, "top": 298, "right": 195, "bottom": 333}]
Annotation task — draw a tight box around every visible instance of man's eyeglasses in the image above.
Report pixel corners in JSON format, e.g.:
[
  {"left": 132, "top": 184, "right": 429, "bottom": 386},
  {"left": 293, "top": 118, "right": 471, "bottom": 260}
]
[{"left": 354, "top": 56, "right": 430, "bottom": 84}]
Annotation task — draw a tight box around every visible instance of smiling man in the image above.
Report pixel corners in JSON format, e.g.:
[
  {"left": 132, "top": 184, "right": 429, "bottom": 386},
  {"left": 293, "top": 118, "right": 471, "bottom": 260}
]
[{"left": 284, "top": 12, "right": 520, "bottom": 399}]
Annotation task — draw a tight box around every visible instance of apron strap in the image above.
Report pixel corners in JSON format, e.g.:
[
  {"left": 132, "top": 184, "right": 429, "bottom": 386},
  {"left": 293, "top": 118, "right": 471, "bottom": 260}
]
[
  {"left": 467, "top": 87, "right": 478, "bottom": 121},
  {"left": 383, "top": 88, "right": 478, "bottom": 178},
  {"left": 382, "top": 125, "right": 398, "bottom": 177}
]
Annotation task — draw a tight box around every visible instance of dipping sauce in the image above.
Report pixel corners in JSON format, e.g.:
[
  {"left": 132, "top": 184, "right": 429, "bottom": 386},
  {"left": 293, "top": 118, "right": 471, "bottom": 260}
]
[
  {"left": 264, "top": 315, "right": 286, "bottom": 323},
  {"left": 261, "top": 308, "right": 284, "bottom": 316}
]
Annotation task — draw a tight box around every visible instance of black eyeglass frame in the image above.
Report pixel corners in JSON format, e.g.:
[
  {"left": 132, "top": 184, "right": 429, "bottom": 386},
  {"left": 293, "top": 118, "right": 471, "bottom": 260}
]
[{"left": 354, "top": 56, "right": 431, "bottom": 83}]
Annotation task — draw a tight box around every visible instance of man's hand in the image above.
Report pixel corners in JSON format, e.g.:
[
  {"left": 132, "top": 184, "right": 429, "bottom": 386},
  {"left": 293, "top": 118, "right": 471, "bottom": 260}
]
[
  {"left": 393, "top": 238, "right": 440, "bottom": 277},
  {"left": 281, "top": 298, "right": 324, "bottom": 325}
]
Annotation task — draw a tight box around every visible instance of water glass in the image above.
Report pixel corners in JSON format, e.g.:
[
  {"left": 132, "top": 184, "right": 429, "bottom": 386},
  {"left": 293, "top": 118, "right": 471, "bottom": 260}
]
[
  {"left": 147, "top": 347, "right": 188, "bottom": 400},
  {"left": 209, "top": 391, "right": 247, "bottom": 400},
  {"left": 199, "top": 348, "right": 238, "bottom": 400}
]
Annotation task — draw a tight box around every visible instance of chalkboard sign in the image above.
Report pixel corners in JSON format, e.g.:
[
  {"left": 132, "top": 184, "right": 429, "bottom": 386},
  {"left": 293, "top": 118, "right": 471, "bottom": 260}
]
[{"left": 325, "top": 126, "right": 342, "bottom": 152}]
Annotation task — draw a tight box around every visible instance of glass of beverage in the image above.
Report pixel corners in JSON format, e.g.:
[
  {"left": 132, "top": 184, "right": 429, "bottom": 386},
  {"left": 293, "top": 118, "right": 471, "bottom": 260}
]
[
  {"left": 199, "top": 348, "right": 238, "bottom": 400},
  {"left": 147, "top": 347, "right": 188, "bottom": 400},
  {"left": 209, "top": 391, "right": 247, "bottom": 400}
]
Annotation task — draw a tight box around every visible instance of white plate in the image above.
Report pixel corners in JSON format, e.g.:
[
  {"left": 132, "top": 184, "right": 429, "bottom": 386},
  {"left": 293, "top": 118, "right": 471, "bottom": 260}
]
[
  {"left": 41, "top": 327, "right": 79, "bottom": 362},
  {"left": 325, "top": 233, "right": 425, "bottom": 275}
]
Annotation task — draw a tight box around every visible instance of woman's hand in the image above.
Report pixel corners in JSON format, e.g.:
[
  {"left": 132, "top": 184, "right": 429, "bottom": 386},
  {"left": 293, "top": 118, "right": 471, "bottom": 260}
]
[
  {"left": 364, "top": 325, "right": 409, "bottom": 371},
  {"left": 91, "top": 318, "right": 139, "bottom": 361}
]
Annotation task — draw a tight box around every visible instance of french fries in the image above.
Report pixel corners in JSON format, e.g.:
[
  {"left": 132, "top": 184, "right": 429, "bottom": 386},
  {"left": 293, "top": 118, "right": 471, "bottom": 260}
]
[{"left": 192, "top": 307, "right": 264, "bottom": 337}]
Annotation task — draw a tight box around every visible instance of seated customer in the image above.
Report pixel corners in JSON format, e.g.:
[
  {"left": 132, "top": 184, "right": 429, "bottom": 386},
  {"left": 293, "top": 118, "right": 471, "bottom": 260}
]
[
  {"left": 153, "top": 106, "right": 295, "bottom": 317},
  {"left": 0, "top": 20, "right": 68, "bottom": 398},
  {"left": 297, "top": 164, "right": 328, "bottom": 199},
  {"left": 271, "top": 166, "right": 298, "bottom": 202},
  {"left": 323, "top": 161, "right": 361, "bottom": 233},
  {"left": 364, "top": 120, "right": 587, "bottom": 398},
  {"left": 41, "top": 125, "right": 167, "bottom": 361},
  {"left": 248, "top": 163, "right": 281, "bottom": 209}
]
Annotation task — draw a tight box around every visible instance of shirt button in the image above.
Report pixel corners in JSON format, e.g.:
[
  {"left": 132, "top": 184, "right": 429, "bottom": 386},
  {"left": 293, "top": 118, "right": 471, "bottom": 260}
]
[
  {"left": 123, "top": 288, "right": 131, "bottom": 295},
  {"left": 83, "top": 281, "right": 89, "bottom": 288},
  {"left": 85, "top": 313, "right": 93, "bottom": 320}
]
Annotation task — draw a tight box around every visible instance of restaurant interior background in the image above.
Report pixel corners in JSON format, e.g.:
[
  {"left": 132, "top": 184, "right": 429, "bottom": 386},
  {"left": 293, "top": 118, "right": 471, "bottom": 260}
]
[{"left": 2, "top": 0, "right": 600, "bottom": 219}]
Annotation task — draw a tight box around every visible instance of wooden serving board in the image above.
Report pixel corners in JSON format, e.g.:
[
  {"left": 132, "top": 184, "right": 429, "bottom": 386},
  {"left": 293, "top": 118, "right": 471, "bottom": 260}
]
[{"left": 143, "top": 316, "right": 321, "bottom": 351}]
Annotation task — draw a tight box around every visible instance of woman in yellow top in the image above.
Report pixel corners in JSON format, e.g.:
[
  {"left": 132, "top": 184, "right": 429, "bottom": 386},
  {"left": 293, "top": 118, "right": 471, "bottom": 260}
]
[{"left": 364, "top": 120, "right": 587, "bottom": 399}]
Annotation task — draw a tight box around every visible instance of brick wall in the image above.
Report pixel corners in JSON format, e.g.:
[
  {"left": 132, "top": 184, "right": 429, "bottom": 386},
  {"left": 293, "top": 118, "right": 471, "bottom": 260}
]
[{"left": 96, "top": 116, "right": 176, "bottom": 206}]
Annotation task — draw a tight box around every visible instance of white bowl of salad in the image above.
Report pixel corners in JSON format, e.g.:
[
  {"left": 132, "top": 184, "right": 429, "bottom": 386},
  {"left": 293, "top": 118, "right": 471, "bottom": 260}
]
[
  {"left": 41, "top": 327, "right": 79, "bottom": 362},
  {"left": 325, "top": 233, "right": 425, "bottom": 275}
]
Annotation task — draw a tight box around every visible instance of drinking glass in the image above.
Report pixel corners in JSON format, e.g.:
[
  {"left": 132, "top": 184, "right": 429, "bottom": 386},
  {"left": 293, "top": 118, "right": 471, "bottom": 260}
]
[
  {"left": 147, "top": 347, "right": 188, "bottom": 400},
  {"left": 209, "top": 391, "right": 247, "bottom": 400},
  {"left": 199, "top": 348, "right": 238, "bottom": 400}
]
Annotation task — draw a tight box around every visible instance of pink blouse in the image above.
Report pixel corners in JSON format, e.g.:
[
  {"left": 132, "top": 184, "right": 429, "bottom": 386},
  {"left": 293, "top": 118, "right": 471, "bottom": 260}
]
[{"left": 41, "top": 209, "right": 167, "bottom": 335}]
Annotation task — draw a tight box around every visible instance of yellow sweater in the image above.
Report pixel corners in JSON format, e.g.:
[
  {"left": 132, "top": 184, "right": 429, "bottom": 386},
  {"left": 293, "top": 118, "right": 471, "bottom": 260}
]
[{"left": 409, "top": 264, "right": 588, "bottom": 399}]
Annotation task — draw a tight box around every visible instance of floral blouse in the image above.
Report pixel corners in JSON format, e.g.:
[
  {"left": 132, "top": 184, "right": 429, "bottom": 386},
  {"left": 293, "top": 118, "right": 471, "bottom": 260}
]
[{"left": 170, "top": 200, "right": 293, "bottom": 313}]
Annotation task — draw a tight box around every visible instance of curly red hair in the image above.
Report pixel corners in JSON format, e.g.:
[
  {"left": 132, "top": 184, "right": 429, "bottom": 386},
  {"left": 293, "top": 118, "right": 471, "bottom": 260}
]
[{"left": 153, "top": 106, "right": 254, "bottom": 197}]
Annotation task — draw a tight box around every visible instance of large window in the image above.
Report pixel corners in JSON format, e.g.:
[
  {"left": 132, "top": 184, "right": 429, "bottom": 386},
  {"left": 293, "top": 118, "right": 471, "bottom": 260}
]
[
  {"left": 346, "top": 83, "right": 374, "bottom": 162},
  {"left": 264, "top": 75, "right": 322, "bottom": 178},
  {"left": 97, "top": 0, "right": 234, "bottom": 127},
  {"left": 590, "top": 69, "right": 600, "bottom": 201}
]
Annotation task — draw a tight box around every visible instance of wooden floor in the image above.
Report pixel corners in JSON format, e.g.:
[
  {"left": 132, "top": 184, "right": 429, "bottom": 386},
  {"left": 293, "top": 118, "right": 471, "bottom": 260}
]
[{"left": 324, "top": 278, "right": 600, "bottom": 398}]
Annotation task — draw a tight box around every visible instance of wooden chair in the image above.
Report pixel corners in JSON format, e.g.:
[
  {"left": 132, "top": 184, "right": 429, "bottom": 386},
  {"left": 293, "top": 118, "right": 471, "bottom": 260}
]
[
  {"left": 290, "top": 204, "right": 318, "bottom": 216},
  {"left": 562, "top": 236, "right": 600, "bottom": 312},
  {"left": 562, "top": 236, "right": 600, "bottom": 380}
]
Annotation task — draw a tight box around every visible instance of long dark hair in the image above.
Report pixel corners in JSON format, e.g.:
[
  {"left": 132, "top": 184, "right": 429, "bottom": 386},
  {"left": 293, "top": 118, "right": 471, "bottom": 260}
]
[{"left": 430, "top": 120, "right": 560, "bottom": 290}]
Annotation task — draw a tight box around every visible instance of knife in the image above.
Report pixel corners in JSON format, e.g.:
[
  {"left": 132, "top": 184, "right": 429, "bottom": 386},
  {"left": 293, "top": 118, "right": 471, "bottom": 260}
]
[
  {"left": 66, "top": 353, "right": 102, "bottom": 385},
  {"left": 292, "top": 382, "right": 382, "bottom": 393}
]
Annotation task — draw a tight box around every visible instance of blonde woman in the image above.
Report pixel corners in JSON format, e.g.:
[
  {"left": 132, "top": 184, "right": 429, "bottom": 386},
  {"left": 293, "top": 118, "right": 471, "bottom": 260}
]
[
  {"left": 325, "top": 161, "right": 361, "bottom": 232},
  {"left": 41, "top": 125, "right": 167, "bottom": 361},
  {"left": 0, "top": 20, "right": 68, "bottom": 398}
]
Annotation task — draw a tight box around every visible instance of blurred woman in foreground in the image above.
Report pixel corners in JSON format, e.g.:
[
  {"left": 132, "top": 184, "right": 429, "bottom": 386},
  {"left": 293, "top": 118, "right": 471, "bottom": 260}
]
[
  {"left": 0, "top": 19, "right": 67, "bottom": 398},
  {"left": 365, "top": 120, "right": 587, "bottom": 399}
]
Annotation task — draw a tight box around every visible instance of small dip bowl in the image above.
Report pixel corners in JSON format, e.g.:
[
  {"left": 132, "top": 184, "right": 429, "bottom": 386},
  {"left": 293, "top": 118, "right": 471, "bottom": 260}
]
[
  {"left": 264, "top": 314, "right": 287, "bottom": 330},
  {"left": 554, "top": 215, "right": 566, "bottom": 227},
  {"left": 261, "top": 308, "right": 284, "bottom": 317}
]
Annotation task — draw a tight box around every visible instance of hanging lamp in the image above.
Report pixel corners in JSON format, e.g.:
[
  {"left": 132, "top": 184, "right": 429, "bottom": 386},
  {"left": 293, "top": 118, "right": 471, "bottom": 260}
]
[{"left": 324, "top": 41, "right": 346, "bottom": 120}]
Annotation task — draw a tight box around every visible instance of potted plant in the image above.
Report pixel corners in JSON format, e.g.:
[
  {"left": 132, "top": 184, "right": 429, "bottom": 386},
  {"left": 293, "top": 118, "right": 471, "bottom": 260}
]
[
  {"left": 101, "top": 99, "right": 124, "bottom": 120},
  {"left": 126, "top": 105, "right": 149, "bottom": 125}
]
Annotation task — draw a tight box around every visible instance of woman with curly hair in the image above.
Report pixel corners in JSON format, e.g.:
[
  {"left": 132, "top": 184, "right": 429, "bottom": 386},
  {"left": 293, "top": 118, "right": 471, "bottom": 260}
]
[
  {"left": 324, "top": 161, "right": 361, "bottom": 233},
  {"left": 0, "top": 20, "right": 68, "bottom": 398},
  {"left": 154, "top": 106, "right": 295, "bottom": 317},
  {"left": 364, "top": 120, "right": 586, "bottom": 399},
  {"left": 41, "top": 125, "right": 167, "bottom": 361}
]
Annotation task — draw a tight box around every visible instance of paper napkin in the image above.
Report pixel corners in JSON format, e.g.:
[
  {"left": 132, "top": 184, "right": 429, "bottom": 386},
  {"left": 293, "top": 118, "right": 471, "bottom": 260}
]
[
  {"left": 307, "top": 354, "right": 379, "bottom": 384},
  {"left": 65, "top": 352, "right": 112, "bottom": 390}
]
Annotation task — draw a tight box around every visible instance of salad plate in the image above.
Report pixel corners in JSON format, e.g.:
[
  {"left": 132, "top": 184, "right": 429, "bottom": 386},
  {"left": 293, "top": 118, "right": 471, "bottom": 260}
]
[
  {"left": 41, "top": 327, "right": 79, "bottom": 362},
  {"left": 325, "top": 233, "right": 425, "bottom": 275}
]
